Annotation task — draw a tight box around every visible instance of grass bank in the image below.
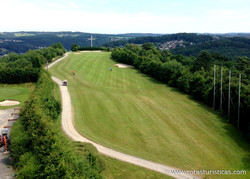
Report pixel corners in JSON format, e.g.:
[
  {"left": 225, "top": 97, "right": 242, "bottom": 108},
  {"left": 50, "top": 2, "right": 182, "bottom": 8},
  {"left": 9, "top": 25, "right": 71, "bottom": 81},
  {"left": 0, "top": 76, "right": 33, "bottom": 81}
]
[
  {"left": 49, "top": 52, "right": 250, "bottom": 178},
  {"left": 52, "top": 72, "right": 171, "bottom": 179}
]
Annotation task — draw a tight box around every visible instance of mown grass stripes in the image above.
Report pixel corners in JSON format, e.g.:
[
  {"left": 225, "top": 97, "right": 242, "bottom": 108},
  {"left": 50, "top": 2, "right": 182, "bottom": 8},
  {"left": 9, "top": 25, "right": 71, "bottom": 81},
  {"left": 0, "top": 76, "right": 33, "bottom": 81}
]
[{"left": 50, "top": 52, "right": 250, "bottom": 178}]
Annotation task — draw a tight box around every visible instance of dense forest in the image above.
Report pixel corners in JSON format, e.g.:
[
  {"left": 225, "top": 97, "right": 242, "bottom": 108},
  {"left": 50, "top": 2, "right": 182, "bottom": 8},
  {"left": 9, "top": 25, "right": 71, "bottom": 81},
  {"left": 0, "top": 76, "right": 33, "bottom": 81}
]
[
  {"left": 105, "top": 33, "right": 250, "bottom": 59},
  {"left": 171, "top": 37, "right": 250, "bottom": 58},
  {"left": 0, "top": 43, "right": 65, "bottom": 83},
  {"left": 111, "top": 43, "right": 250, "bottom": 138}
]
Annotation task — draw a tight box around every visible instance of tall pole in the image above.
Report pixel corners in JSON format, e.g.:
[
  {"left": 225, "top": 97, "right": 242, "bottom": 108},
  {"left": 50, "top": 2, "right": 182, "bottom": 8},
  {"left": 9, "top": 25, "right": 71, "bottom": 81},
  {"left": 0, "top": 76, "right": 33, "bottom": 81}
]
[
  {"left": 213, "top": 65, "right": 216, "bottom": 110},
  {"left": 47, "top": 60, "right": 48, "bottom": 71},
  {"left": 220, "top": 67, "right": 223, "bottom": 111},
  {"left": 227, "top": 70, "right": 231, "bottom": 122},
  {"left": 238, "top": 74, "right": 241, "bottom": 128}
]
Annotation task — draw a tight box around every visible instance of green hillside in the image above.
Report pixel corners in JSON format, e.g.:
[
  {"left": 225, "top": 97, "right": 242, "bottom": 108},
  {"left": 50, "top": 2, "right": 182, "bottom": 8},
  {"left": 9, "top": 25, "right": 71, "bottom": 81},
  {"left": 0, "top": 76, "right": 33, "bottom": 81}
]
[{"left": 49, "top": 52, "right": 250, "bottom": 178}]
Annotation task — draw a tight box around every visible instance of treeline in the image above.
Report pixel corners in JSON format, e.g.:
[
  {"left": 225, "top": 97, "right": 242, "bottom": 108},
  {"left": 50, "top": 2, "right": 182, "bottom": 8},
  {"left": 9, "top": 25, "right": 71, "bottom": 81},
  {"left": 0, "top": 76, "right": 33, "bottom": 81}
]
[
  {"left": 0, "top": 43, "right": 65, "bottom": 84},
  {"left": 111, "top": 43, "right": 250, "bottom": 137},
  {"left": 70, "top": 44, "right": 105, "bottom": 51},
  {"left": 10, "top": 70, "right": 104, "bottom": 178}
]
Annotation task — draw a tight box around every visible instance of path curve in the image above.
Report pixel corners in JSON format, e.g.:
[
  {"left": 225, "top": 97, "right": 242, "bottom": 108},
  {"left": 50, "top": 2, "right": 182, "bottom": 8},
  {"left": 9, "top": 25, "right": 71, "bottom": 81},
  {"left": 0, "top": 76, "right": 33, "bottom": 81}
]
[
  {"left": 50, "top": 54, "right": 200, "bottom": 179},
  {"left": 47, "top": 53, "right": 69, "bottom": 69}
]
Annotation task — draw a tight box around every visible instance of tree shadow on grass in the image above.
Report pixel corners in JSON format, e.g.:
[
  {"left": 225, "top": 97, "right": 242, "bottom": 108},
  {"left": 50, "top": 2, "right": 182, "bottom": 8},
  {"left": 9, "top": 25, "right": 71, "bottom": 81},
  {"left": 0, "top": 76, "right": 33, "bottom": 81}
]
[
  {"left": 223, "top": 125, "right": 250, "bottom": 170},
  {"left": 178, "top": 89, "right": 250, "bottom": 170}
]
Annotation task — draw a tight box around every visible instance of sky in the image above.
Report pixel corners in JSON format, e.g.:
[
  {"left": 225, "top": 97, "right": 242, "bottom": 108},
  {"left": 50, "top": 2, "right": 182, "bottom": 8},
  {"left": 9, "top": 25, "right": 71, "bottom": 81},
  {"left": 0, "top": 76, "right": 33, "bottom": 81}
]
[{"left": 1, "top": 0, "right": 250, "bottom": 34}]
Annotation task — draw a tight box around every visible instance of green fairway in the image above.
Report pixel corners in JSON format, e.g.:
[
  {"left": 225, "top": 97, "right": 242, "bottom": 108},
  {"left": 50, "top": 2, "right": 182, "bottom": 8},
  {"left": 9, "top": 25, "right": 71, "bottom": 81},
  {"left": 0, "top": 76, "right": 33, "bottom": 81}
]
[
  {"left": 50, "top": 52, "right": 250, "bottom": 178},
  {"left": 101, "top": 156, "right": 172, "bottom": 179},
  {"left": 52, "top": 76, "right": 171, "bottom": 179},
  {"left": 0, "top": 83, "right": 35, "bottom": 109}
]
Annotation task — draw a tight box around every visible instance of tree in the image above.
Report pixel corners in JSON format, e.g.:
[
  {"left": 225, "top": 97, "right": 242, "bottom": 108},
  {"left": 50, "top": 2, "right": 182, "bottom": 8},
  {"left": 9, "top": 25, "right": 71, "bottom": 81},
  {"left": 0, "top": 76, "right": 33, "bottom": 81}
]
[
  {"left": 193, "top": 50, "right": 213, "bottom": 72},
  {"left": 142, "top": 43, "right": 154, "bottom": 50},
  {"left": 71, "top": 44, "right": 80, "bottom": 51}
]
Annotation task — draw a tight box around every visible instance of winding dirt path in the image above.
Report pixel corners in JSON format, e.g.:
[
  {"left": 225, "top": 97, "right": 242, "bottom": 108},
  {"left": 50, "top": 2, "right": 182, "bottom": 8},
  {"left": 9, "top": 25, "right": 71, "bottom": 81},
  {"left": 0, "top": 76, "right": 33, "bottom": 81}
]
[{"left": 50, "top": 54, "right": 200, "bottom": 179}]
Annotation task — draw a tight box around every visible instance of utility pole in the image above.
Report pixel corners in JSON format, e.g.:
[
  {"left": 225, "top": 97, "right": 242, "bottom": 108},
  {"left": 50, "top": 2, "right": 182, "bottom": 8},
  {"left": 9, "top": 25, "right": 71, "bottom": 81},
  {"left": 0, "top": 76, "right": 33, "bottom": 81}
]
[
  {"left": 213, "top": 65, "right": 216, "bottom": 110},
  {"left": 238, "top": 74, "right": 241, "bottom": 128},
  {"left": 47, "top": 60, "right": 49, "bottom": 71},
  {"left": 88, "top": 35, "right": 95, "bottom": 47},
  {"left": 220, "top": 67, "right": 223, "bottom": 111},
  {"left": 227, "top": 70, "right": 231, "bottom": 122}
]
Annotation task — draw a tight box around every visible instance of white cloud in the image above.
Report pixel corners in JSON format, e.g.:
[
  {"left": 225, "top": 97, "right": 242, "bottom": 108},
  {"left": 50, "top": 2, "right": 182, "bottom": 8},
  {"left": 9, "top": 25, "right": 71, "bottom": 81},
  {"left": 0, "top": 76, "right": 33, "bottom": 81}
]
[{"left": 1, "top": 0, "right": 249, "bottom": 33}]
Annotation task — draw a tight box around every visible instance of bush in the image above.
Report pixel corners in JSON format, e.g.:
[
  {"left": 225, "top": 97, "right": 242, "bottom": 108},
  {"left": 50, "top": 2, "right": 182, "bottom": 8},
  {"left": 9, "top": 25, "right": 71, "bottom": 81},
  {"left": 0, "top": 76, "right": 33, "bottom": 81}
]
[
  {"left": 17, "top": 152, "right": 40, "bottom": 178},
  {"left": 11, "top": 70, "right": 103, "bottom": 178},
  {"left": 0, "top": 43, "right": 65, "bottom": 84}
]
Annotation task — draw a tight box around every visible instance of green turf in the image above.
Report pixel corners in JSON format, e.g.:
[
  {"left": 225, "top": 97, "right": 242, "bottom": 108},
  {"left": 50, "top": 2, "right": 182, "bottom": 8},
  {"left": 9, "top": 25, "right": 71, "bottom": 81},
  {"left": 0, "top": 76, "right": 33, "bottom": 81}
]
[
  {"left": 50, "top": 52, "right": 250, "bottom": 178},
  {"left": 101, "top": 156, "right": 172, "bottom": 179},
  {"left": 52, "top": 77, "right": 171, "bottom": 179},
  {"left": 0, "top": 83, "right": 35, "bottom": 109}
]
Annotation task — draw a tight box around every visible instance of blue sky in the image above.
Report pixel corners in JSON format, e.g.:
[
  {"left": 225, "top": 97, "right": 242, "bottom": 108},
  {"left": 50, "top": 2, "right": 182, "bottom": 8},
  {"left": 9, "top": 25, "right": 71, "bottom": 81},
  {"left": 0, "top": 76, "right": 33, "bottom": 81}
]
[{"left": 1, "top": 0, "right": 250, "bottom": 33}]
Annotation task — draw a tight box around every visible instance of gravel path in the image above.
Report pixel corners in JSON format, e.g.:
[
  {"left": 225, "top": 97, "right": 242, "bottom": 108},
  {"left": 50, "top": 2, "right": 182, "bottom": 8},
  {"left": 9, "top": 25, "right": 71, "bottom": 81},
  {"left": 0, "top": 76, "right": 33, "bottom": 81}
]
[
  {"left": 0, "top": 108, "right": 14, "bottom": 179},
  {"left": 0, "top": 108, "right": 14, "bottom": 129},
  {"left": 50, "top": 54, "right": 200, "bottom": 179},
  {"left": 47, "top": 53, "right": 69, "bottom": 69},
  {"left": 0, "top": 149, "right": 13, "bottom": 179}
]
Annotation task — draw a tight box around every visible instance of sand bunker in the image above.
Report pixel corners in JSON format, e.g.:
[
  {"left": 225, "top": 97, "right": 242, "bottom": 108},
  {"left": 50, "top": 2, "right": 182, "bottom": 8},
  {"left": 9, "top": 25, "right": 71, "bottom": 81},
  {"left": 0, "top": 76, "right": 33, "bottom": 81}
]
[
  {"left": 0, "top": 100, "right": 20, "bottom": 106},
  {"left": 115, "top": 63, "right": 134, "bottom": 68}
]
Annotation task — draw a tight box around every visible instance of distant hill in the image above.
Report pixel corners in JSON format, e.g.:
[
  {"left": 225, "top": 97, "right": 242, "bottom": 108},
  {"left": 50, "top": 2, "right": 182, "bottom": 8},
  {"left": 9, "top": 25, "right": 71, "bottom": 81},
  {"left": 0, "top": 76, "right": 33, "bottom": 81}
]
[
  {"left": 171, "top": 37, "right": 250, "bottom": 58},
  {"left": 104, "top": 33, "right": 250, "bottom": 59},
  {"left": 1, "top": 32, "right": 250, "bottom": 59},
  {"left": 104, "top": 33, "right": 215, "bottom": 47},
  {"left": 0, "top": 31, "right": 163, "bottom": 55}
]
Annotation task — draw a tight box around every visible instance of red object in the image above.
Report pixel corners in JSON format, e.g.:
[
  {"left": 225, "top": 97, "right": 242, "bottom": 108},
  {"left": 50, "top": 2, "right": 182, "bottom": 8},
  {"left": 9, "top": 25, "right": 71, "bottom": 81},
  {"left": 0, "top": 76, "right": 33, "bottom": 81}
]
[
  {"left": 4, "top": 136, "right": 7, "bottom": 151},
  {"left": 0, "top": 135, "right": 8, "bottom": 151}
]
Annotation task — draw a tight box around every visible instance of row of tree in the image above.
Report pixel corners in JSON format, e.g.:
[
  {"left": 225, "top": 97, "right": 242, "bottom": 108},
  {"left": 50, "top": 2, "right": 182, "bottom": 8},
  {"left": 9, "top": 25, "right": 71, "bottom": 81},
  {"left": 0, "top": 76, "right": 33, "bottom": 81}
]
[
  {"left": 0, "top": 43, "right": 65, "bottom": 83},
  {"left": 10, "top": 70, "right": 104, "bottom": 178},
  {"left": 70, "top": 44, "right": 105, "bottom": 51},
  {"left": 111, "top": 43, "right": 250, "bottom": 138}
]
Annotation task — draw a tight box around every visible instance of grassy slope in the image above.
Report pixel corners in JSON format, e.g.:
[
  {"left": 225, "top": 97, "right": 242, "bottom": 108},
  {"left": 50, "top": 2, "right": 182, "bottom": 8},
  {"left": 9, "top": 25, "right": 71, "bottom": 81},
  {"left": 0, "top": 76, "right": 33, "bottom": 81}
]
[
  {"left": 0, "top": 83, "right": 35, "bottom": 109},
  {"left": 52, "top": 75, "right": 170, "bottom": 179},
  {"left": 50, "top": 52, "right": 250, "bottom": 178}
]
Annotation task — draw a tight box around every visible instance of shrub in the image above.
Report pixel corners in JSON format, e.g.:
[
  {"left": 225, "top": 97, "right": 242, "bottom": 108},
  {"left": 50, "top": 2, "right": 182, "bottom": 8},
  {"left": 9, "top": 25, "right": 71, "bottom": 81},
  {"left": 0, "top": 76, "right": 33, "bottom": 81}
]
[{"left": 11, "top": 70, "right": 103, "bottom": 178}]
